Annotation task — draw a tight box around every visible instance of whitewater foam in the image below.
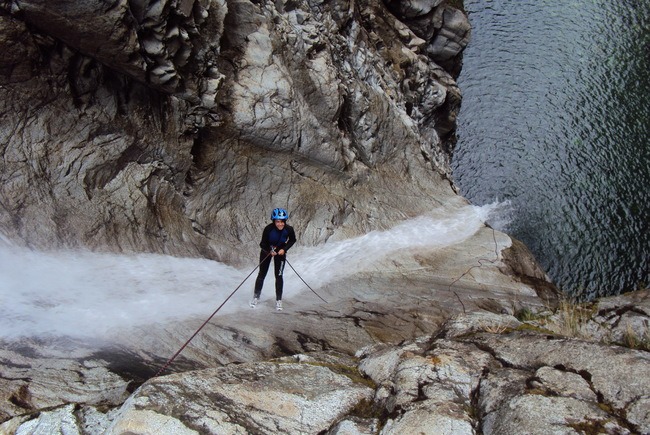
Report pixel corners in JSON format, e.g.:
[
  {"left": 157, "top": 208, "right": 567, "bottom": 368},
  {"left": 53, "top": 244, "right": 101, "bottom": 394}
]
[{"left": 0, "top": 203, "right": 507, "bottom": 339}]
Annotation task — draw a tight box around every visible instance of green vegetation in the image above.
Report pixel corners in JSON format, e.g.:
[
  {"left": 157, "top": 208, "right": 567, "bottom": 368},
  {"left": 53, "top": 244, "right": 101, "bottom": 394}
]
[
  {"left": 514, "top": 297, "right": 650, "bottom": 351},
  {"left": 552, "top": 300, "right": 597, "bottom": 339},
  {"left": 348, "top": 397, "right": 387, "bottom": 421},
  {"left": 514, "top": 306, "right": 541, "bottom": 322},
  {"left": 480, "top": 296, "right": 649, "bottom": 353},
  {"left": 567, "top": 418, "right": 615, "bottom": 435},
  {"left": 514, "top": 323, "right": 555, "bottom": 336}
]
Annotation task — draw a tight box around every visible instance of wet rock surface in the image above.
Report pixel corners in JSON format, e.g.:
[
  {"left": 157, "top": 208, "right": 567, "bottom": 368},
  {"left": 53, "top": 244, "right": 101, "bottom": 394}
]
[
  {"left": 0, "top": 231, "right": 543, "bottom": 427},
  {"left": 2, "top": 291, "right": 648, "bottom": 434},
  {"left": 1, "top": 0, "right": 647, "bottom": 434}
]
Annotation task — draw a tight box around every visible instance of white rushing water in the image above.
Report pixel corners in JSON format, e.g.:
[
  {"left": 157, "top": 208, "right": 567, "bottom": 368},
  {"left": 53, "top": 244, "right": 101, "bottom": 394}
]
[{"left": 0, "top": 204, "right": 505, "bottom": 340}]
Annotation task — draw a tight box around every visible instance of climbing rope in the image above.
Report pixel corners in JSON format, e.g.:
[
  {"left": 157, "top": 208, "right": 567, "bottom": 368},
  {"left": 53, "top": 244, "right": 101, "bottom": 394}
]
[
  {"left": 154, "top": 251, "right": 272, "bottom": 377},
  {"left": 155, "top": 221, "right": 497, "bottom": 376},
  {"left": 447, "top": 226, "right": 501, "bottom": 313},
  {"left": 154, "top": 251, "right": 326, "bottom": 377},
  {"left": 285, "top": 258, "right": 328, "bottom": 303}
]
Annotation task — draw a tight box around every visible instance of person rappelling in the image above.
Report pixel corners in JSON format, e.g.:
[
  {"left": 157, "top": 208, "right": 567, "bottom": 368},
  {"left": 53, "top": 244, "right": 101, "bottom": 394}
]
[
  {"left": 250, "top": 208, "right": 297, "bottom": 311},
  {"left": 156, "top": 207, "right": 325, "bottom": 376}
]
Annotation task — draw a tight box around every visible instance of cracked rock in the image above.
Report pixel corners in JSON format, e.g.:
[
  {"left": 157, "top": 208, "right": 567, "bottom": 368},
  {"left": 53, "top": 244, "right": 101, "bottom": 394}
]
[{"left": 107, "top": 361, "right": 374, "bottom": 434}]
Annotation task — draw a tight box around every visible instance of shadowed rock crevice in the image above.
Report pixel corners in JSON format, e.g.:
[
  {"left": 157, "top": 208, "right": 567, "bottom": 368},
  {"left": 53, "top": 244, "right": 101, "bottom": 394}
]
[
  {"left": 8, "top": 385, "right": 32, "bottom": 411},
  {"left": 501, "top": 237, "right": 561, "bottom": 307}
]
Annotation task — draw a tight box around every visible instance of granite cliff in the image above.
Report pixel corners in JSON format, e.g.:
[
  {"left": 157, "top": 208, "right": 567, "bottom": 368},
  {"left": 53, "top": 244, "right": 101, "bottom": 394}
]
[
  {"left": 0, "top": 0, "right": 470, "bottom": 263},
  {"left": 2, "top": 0, "right": 648, "bottom": 434}
]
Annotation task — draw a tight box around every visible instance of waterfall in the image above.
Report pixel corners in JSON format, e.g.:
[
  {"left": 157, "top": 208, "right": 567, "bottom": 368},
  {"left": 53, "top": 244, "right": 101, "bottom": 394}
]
[{"left": 0, "top": 203, "right": 506, "bottom": 339}]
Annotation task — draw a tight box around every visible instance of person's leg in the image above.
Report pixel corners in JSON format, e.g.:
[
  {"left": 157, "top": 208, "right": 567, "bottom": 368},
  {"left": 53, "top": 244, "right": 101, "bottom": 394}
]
[
  {"left": 254, "top": 251, "right": 271, "bottom": 298},
  {"left": 274, "top": 254, "right": 285, "bottom": 301}
]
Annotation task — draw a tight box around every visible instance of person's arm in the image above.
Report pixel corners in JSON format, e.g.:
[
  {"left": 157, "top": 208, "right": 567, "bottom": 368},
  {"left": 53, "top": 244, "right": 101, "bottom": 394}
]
[
  {"left": 259, "top": 224, "right": 272, "bottom": 251},
  {"left": 281, "top": 226, "right": 297, "bottom": 253}
]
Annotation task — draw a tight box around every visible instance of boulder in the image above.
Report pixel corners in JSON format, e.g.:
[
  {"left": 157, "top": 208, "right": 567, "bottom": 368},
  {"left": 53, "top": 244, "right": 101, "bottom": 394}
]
[
  {"left": 107, "top": 361, "right": 374, "bottom": 434},
  {"left": 4, "top": 292, "right": 649, "bottom": 433},
  {"left": 0, "top": 342, "right": 129, "bottom": 422},
  {"left": 357, "top": 308, "right": 649, "bottom": 434}
]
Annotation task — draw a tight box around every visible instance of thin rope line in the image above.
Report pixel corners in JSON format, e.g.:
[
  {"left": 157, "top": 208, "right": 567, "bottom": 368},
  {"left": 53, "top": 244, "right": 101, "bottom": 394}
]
[
  {"left": 154, "top": 252, "right": 271, "bottom": 377},
  {"left": 447, "top": 226, "right": 500, "bottom": 313},
  {"left": 285, "top": 258, "right": 328, "bottom": 303}
]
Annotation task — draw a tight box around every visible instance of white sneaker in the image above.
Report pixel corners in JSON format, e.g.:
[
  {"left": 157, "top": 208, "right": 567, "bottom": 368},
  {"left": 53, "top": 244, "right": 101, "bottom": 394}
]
[
  {"left": 276, "top": 300, "right": 283, "bottom": 311},
  {"left": 250, "top": 297, "right": 259, "bottom": 308}
]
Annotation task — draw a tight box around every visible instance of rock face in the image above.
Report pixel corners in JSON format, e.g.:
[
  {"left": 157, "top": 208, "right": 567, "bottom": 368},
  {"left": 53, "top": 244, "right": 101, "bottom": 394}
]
[
  {"left": 4, "top": 292, "right": 647, "bottom": 434},
  {"left": 9, "top": 0, "right": 638, "bottom": 434},
  {"left": 0, "top": 224, "right": 552, "bottom": 430},
  {"left": 0, "top": 341, "right": 130, "bottom": 423},
  {"left": 0, "top": 0, "right": 471, "bottom": 264},
  {"left": 109, "top": 360, "right": 374, "bottom": 434},
  {"left": 111, "top": 295, "right": 650, "bottom": 435}
]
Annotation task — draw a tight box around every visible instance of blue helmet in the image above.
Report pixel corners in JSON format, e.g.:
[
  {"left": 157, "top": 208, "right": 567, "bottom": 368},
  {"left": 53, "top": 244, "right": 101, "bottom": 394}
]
[{"left": 271, "top": 208, "right": 288, "bottom": 221}]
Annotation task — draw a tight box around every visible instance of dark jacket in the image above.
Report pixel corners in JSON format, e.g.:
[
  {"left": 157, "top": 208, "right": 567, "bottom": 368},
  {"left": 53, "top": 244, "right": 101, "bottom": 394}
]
[{"left": 259, "top": 223, "right": 296, "bottom": 254}]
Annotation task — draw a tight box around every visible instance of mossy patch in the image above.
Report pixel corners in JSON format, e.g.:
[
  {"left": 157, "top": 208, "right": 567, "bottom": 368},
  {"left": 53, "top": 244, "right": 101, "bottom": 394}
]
[
  {"left": 567, "top": 418, "right": 614, "bottom": 435},
  {"left": 302, "top": 361, "right": 377, "bottom": 390},
  {"left": 348, "top": 397, "right": 386, "bottom": 420},
  {"left": 515, "top": 323, "right": 556, "bottom": 335},
  {"left": 515, "top": 307, "right": 540, "bottom": 322}
]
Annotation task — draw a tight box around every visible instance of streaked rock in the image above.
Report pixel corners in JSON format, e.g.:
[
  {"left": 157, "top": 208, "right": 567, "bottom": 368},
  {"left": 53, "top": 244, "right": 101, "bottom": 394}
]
[
  {"left": 0, "top": 0, "right": 469, "bottom": 261},
  {"left": 107, "top": 362, "right": 374, "bottom": 434}
]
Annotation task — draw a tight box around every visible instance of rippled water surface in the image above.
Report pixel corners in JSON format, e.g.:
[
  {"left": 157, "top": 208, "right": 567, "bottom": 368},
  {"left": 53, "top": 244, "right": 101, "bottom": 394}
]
[{"left": 452, "top": 0, "right": 650, "bottom": 299}]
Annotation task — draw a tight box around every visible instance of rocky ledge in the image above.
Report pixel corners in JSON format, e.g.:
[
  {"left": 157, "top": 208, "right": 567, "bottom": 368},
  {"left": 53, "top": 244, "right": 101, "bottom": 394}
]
[{"left": 1, "top": 290, "right": 648, "bottom": 434}]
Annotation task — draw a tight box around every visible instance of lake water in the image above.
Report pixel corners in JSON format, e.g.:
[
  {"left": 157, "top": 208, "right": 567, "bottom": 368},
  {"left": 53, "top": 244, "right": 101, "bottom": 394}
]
[{"left": 451, "top": 0, "right": 650, "bottom": 299}]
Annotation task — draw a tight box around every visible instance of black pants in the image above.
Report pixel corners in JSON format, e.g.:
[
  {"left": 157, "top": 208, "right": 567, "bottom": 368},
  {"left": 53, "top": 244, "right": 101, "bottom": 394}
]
[{"left": 254, "top": 251, "right": 286, "bottom": 300}]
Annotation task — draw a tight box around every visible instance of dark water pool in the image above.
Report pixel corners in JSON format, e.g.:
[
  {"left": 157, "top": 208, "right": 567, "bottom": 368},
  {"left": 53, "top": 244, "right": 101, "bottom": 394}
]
[{"left": 452, "top": 0, "right": 650, "bottom": 299}]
